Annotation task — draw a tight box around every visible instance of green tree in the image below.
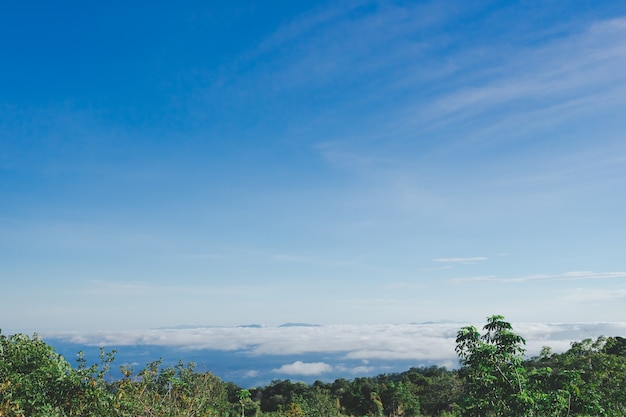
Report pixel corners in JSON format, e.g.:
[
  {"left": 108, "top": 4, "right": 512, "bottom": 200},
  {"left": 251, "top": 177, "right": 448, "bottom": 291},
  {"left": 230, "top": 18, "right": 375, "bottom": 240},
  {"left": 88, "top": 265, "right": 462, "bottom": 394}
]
[
  {"left": 417, "top": 369, "right": 462, "bottom": 416},
  {"left": 289, "top": 386, "right": 341, "bottom": 417},
  {"left": 114, "top": 358, "right": 229, "bottom": 417},
  {"left": 538, "top": 336, "right": 626, "bottom": 416},
  {"left": 383, "top": 381, "right": 420, "bottom": 417},
  {"left": 237, "top": 388, "right": 259, "bottom": 417},
  {"left": 1, "top": 331, "right": 70, "bottom": 416},
  {"left": 455, "top": 315, "right": 530, "bottom": 416},
  {"left": 0, "top": 331, "right": 116, "bottom": 417}
]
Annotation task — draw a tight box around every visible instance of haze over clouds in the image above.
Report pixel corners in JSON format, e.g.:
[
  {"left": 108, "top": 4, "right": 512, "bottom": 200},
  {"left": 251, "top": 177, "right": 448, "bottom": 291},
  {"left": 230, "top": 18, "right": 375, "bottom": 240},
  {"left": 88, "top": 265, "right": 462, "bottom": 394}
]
[{"left": 2, "top": 0, "right": 626, "bottom": 345}]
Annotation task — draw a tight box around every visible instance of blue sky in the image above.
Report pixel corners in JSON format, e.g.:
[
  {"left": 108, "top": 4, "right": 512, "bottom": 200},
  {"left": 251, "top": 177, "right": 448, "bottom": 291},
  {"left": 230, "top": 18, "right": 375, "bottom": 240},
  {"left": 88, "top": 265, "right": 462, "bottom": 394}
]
[{"left": 2, "top": 1, "right": 626, "bottom": 333}]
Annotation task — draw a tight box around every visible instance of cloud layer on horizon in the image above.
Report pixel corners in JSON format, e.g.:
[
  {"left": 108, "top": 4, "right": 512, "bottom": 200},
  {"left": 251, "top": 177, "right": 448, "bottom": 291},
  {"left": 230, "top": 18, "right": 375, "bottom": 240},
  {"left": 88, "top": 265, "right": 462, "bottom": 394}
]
[{"left": 44, "top": 321, "right": 626, "bottom": 369}]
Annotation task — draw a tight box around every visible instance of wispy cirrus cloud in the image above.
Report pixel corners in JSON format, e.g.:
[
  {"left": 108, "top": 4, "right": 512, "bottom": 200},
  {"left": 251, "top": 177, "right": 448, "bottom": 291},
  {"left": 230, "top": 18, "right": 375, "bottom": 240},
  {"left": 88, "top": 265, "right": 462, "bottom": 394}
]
[
  {"left": 433, "top": 257, "right": 487, "bottom": 263},
  {"left": 248, "top": 1, "right": 458, "bottom": 91},
  {"left": 452, "top": 271, "right": 626, "bottom": 284},
  {"left": 301, "top": 14, "right": 626, "bottom": 179},
  {"left": 415, "top": 18, "right": 626, "bottom": 133}
]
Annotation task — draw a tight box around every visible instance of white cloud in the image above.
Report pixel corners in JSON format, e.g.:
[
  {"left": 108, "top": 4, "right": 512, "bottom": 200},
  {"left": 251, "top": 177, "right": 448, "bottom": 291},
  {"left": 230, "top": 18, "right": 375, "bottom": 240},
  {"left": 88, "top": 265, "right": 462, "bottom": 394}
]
[
  {"left": 249, "top": 1, "right": 455, "bottom": 91},
  {"left": 433, "top": 257, "right": 487, "bottom": 263},
  {"left": 304, "top": 14, "right": 626, "bottom": 183},
  {"left": 453, "top": 270, "right": 626, "bottom": 284},
  {"left": 422, "top": 17, "right": 626, "bottom": 125},
  {"left": 273, "top": 361, "right": 333, "bottom": 376}
]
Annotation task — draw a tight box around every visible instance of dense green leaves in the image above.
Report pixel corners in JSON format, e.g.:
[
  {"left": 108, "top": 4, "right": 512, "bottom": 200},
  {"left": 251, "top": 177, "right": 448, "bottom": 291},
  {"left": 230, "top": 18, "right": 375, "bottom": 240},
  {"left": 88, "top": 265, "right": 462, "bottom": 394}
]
[
  {"left": 525, "top": 335, "right": 626, "bottom": 416},
  {"left": 0, "top": 332, "right": 75, "bottom": 416},
  {"left": 455, "top": 315, "right": 530, "bottom": 416},
  {"left": 1, "top": 330, "right": 228, "bottom": 416},
  {"left": 455, "top": 315, "right": 626, "bottom": 417}
]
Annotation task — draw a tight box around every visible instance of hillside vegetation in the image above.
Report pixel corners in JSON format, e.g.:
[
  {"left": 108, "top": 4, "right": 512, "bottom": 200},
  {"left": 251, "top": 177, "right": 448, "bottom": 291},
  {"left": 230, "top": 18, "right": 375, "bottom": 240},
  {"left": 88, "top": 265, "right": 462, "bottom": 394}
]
[{"left": 2, "top": 315, "right": 626, "bottom": 416}]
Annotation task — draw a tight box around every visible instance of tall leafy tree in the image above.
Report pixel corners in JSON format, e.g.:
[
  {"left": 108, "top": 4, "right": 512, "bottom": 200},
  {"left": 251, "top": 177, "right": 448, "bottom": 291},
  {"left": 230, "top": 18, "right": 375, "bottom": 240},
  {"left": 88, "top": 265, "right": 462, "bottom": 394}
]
[{"left": 455, "top": 315, "right": 530, "bottom": 416}]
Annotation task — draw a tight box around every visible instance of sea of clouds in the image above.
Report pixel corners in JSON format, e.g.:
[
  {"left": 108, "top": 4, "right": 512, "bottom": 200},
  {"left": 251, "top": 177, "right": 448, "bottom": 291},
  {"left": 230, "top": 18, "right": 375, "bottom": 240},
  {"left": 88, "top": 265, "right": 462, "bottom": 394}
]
[{"left": 43, "top": 322, "right": 626, "bottom": 387}]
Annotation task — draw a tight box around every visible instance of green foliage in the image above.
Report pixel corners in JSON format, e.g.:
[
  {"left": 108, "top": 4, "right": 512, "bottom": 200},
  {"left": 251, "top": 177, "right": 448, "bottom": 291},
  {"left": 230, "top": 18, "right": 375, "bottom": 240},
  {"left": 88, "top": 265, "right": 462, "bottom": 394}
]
[
  {"left": 527, "top": 336, "right": 626, "bottom": 416},
  {"left": 603, "top": 336, "right": 626, "bottom": 356},
  {"left": 0, "top": 330, "right": 230, "bottom": 417},
  {"left": 382, "top": 381, "right": 421, "bottom": 417},
  {"left": 114, "top": 359, "right": 230, "bottom": 416},
  {"left": 416, "top": 368, "right": 462, "bottom": 416},
  {"left": 455, "top": 315, "right": 530, "bottom": 416},
  {"left": 0, "top": 331, "right": 80, "bottom": 416},
  {"left": 290, "top": 386, "right": 341, "bottom": 417},
  {"left": 455, "top": 315, "right": 626, "bottom": 417}
]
